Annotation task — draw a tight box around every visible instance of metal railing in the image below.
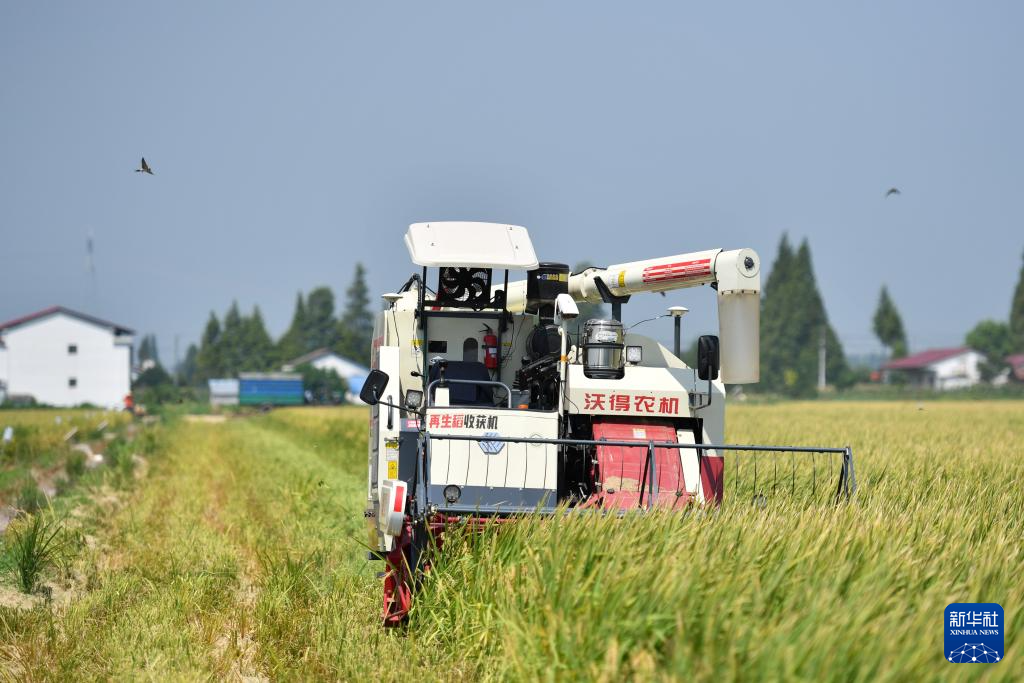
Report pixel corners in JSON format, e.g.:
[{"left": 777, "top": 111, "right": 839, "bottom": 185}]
[
  {"left": 426, "top": 379, "right": 513, "bottom": 408},
  {"left": 421, "top": 432, "right": 856, "bottom": 508}
]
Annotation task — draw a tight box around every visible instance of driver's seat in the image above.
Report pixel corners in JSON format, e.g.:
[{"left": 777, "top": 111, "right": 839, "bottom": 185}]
[{"left": 429, "top": 361, "right": 494, "bottom": 406}]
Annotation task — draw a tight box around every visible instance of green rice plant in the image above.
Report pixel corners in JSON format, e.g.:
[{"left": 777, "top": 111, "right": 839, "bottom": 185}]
[
  {"left": 65, "top": 450, "right": 87, "bottom": 479},
  {"left": 5, "top": 510, "right": 68, "bottom": 593},
  {"left": 54, "top": 476, "right": 72, "bottom": 497},
  {"left": 15, "top": 478, "right": 47, "bottom": 514},
  {"left": 103, "top": 439, "right": 136, "bottom": 484},
  {"left": 0, "top": 403, "right": 1019, "bottom": 681}
]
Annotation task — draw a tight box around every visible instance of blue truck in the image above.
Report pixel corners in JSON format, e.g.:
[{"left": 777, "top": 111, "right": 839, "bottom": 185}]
[{"left": 237, "top": 372, "right": 304, "bottom": 406}]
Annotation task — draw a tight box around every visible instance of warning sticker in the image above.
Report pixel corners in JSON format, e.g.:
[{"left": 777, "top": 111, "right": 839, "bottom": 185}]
[
  {"left": 387, "top": 461, "right": 399, "bottom": 478},
  {"left": 642, "top": 258, "right": 712, "bottom": 284}
]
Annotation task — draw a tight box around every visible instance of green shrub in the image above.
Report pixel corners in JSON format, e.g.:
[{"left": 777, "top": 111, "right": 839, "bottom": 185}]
[
  {"left": 5, "top": 511, "right": 68, "bottom": 593},
  {"left": 15, "top": 479, "right": 47, "bottom": 514},
  {"left": 65, "top": 450, "right": 87, "bottom": 479},
  {"left": 104, "top": 439, "right": 136, "bottom": 483},
  {"left": 54, "top": 477, "right": 73, "bottom": 497}
]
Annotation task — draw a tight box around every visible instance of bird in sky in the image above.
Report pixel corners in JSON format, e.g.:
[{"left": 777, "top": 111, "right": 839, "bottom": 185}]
[
  {"left": 885, "top": 187, "right": 900, "bottom": 198},
  {"left": 135, "top": 157, "right": 154, "bottom": 175}
]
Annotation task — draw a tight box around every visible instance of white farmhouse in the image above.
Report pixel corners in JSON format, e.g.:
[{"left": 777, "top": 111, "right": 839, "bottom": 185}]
[
  {"left": 881, "top": 347, "right": 984, "bottom": 390},
  {"left": 0, "top": 306, "right": 133, "bottom": 408},
  {"left": 281, "top": 347, "right": 369, "bottom": 401}
]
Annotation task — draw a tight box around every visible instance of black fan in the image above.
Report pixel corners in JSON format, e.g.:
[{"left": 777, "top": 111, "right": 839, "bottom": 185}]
[{"left": 436, "top": 267, "right": 492, "bottom": 309}]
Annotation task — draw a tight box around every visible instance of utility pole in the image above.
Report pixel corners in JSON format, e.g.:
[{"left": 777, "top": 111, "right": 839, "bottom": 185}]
[
  {"left": 818, "top": 327, "right": 827, "bottom": 390},
  {"left": 174, "top": 335, "right": 180, "bottom": 385}
]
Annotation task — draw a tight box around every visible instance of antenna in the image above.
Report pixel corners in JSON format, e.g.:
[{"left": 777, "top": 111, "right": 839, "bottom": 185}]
[
  {"left": 86, "top": 229, "right": 97, "bottom": 300},
  {"left": 667, "top": 306, "right": 689, "bottom": 358}
]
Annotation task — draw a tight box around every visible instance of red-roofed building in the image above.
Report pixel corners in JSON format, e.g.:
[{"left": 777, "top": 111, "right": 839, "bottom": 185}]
[
  {"left": 0, "top": 306, "right": 133, "bottom": 408},
  {"left": 881, "top": 347, "right": 984, "bottom": 390}
]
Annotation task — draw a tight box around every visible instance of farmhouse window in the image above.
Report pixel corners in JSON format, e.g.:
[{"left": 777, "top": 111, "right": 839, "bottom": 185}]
[
  {"left": 68, "top": 377, "right": 77, "bottom": 388},
  {"left": 68, "top": 344, "right": 78, "bottom": 355}
]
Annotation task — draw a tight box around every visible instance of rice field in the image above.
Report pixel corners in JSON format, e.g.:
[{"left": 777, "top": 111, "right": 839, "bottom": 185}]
[
  {"left": 0, "top": 409, "right": 132, "bottom": 508},
  {"left": 0, "top": 402, "right": 1021, "bottom": 681}
]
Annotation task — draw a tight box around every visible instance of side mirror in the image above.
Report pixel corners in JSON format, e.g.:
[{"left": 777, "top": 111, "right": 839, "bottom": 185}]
[
  {"left": 697, "top": 335, "right": 720, "bottom": 381},
  {"left": 360, "top": 369, "right": 390, "bottom": 405}
]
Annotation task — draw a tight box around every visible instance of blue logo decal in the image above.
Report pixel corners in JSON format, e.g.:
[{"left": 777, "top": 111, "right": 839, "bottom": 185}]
[
  {"left": 945, "top": 603, "right": 1003, "bottom": 663},
  {"left": 478, "top": 432, "right": 504, "bottom": 455}
]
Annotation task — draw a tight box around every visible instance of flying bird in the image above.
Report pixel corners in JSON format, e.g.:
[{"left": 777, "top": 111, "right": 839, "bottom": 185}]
[
  {"left": 885, "top": 187, "right": 900, "bottom": 198},
  {"left": 135, "top": 157, "right": 154, "bottom": 175}
]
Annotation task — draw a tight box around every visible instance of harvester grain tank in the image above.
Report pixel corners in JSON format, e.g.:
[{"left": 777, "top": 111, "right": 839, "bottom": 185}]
[{"left": 361, "top": 221, "right": 855, "bottom": 625}]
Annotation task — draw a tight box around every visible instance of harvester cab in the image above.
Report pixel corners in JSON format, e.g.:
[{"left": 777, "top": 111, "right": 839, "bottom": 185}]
[{"left": 363, "top": 221, "right": 855, "bottom": 625}]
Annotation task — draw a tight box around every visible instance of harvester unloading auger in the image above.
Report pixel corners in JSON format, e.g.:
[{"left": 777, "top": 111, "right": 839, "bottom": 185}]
[{"left": 362, "top": 222, "right": 856, "bottom": 625}]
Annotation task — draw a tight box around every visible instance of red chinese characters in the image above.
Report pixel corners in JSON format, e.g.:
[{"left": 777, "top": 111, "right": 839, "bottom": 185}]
[
  {"left": 581, "top": 393, "right": 681, "bottom": 415},
  {"left": 423, "top": 413, "right": 500, "bottom": 430},
  {"left": 633, "top": 395, "right": 655, "bottom": 412},
  {"left": 610, "top": 395, "right": 631, "bottom": 412},
  {"left": 658, "top": 397, "right": 679, "bottom": 414}
]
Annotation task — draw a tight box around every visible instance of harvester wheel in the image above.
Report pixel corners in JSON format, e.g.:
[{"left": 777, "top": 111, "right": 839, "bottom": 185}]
[
  {"left": 382, "top": 518, "right": 413, "bottom": 626},
  {"left": 382, "top": 517, "right": 431, "bottom": 627}
]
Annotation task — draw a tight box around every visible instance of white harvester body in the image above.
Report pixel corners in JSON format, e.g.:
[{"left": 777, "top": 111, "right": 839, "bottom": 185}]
[
  {"left": 362, "top": 221, "right": 855, "bottom": 626},
  {"left": 365, "top": 222, "right": 760, "bottom": 547}
]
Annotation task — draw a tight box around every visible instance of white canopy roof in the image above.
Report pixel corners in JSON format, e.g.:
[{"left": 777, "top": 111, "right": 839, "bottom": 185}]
[{"left": 404, "top": 222, "right": 539, "bottom": 270}]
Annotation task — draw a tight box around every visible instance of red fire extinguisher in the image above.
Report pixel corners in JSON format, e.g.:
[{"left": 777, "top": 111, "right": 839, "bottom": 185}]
[{"left": 483, "top": 326, "right": 498, "bottom": 370}]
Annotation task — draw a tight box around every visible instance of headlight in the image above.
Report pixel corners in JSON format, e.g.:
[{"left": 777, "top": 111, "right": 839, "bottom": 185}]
[
  {"left": 405, "top": 390, "right": 423, "bottom": 409},
  {"left": 626, "top": 346, "right": 643, "bottom": 363},
  {"left": 443, "top": 484, "right": 461, "bottom": 503}
]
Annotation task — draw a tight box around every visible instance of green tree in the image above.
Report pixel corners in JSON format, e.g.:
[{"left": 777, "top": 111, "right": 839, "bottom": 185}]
[
  {"left": 759, "top": 234, "right": 797, "bottom": 393},
  {"left": 966, "top": 320, "right": 1013, "bottom": 382},
  {"left": 196, "top": 312, "right": 223, "bottom": 381},
  {"left": 243, "top": 306, "right": 277, "bottom": 371},
  {"left": 305, "top": 287, "right": 340, "bottom": 351},
  {"left": 1011, "top": 249, "right": 1024, "bottom": 352},
  {"left": 792, "top": 240, "right": 850, "bottom": 392},
  {"left": 296, "top": 363, "right": 348, "bottom": 404},
  {"left": 872, "top": 286, "right": 908, "bottom": 359},
  {"left": 134, "top": 364, "right": 173, "bottom": 390},
  {"left": 759, "top": 236, "right": 850, "bottom": 396},
  {"left": 219, "top": 302, "right": 246, "bottom": 375},
  {"left": 337, "top": 264, "right": 374, "bottom": 363},
  {"left": 137, "top": 334, "right": 160, "bottom": 367},
  {"left": 277, "top": 292, "right": 308, "bottom": 362},
  {"left": 132, "top": 363, "right": 178, "bottom": 405},
  {"left": 179, "top": 343, "right": 199, "bottom": 386}
]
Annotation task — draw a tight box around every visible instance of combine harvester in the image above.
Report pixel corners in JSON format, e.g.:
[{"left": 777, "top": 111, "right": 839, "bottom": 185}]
[{"left": 361, "top": 222, "right": 856, "bottom": 625}]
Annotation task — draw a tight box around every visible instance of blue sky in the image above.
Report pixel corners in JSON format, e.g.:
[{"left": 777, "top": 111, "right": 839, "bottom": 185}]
[{"left": 2, "top": 2, "right": 1021, "bottom": 365}]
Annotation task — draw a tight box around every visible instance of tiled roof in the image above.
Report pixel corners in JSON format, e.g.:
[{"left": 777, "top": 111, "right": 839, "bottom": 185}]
[
  {"left": 0, "top": 306, "right": 134, "bottom": 335},
  {"left": 882, "top": 347, "right": 972, "bottom": 370},
  {"left": 286, "top": 347, "right": 339, "bottom": 366}
]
